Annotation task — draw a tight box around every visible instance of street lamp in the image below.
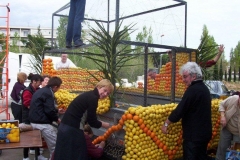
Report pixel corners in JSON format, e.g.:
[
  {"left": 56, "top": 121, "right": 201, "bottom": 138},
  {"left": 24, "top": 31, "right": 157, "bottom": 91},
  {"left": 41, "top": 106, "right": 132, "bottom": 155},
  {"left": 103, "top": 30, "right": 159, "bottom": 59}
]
[{"left": 161, "top": 34, "right": 164, "bottom": 44}]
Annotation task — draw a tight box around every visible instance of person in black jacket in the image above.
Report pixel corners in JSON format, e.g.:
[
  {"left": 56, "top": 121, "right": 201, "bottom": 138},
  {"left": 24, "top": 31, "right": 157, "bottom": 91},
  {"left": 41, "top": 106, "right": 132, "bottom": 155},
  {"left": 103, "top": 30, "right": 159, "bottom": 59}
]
[
  {"left": 161, "top": 62, "right": 212, "bottom": 160},
  {"left": 29, "top": 76, "right": 64, "bottom": 160},
  {"left": 54, "top": 79, "right": 114, "bottom": 160}
]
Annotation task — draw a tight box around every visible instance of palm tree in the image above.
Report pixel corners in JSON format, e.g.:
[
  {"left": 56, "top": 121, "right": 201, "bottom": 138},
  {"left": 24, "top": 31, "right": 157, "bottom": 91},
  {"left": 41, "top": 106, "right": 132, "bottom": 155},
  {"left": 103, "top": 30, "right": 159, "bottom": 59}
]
[{"left": 83, "top": 21, "right": 140, "bottom": 106}]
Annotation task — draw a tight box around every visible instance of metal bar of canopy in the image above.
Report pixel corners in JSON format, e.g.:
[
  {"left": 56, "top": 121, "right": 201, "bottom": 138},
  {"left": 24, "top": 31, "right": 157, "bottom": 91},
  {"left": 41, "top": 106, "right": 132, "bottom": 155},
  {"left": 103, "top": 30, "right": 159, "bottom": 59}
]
[
  {"left": 109, "top": 3, "right": 185, "bottom": 23},
  {"left": 53, "top": 3, "right": 70, "bottom": 15}
]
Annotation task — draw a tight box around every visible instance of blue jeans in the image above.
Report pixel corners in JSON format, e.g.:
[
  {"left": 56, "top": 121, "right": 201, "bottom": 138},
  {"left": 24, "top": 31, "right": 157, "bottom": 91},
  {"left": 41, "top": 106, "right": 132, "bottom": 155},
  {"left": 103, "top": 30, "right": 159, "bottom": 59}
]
[{"left": 66, "top": 0, "right": 86, "bottom": 43}]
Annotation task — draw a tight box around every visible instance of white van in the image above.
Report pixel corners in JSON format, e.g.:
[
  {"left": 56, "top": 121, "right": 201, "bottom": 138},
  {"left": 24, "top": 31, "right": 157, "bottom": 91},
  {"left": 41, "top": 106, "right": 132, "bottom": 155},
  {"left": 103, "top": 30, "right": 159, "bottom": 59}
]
[{"left": 1, "top": 52, "right": 76, "bottom": 103}]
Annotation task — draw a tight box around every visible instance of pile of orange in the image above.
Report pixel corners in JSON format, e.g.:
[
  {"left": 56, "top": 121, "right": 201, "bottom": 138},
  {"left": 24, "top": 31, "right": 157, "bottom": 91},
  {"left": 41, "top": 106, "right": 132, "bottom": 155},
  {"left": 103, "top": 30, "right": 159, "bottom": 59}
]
[
  {"left": 122, "top": 52, "right": 196, "bottom": 97},
  {"left": 55, "top": 68, "right": 103, "bottom": 92},
  {"left": 42, "top": 58, "right": 57, "bottom": 77},
  {"left": 93, "top": 99, "right": 222, "bottom": 160}
]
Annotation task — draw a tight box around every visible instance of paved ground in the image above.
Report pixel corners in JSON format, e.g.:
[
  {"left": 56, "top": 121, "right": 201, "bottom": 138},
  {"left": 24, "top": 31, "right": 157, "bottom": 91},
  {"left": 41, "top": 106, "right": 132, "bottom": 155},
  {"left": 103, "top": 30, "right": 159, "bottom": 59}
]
[
  {"left": 0, "top": 105, "right": 50, "bottom": 160},
  {"left": 0, "top": 148, "right": 50, "bottom": 160}
]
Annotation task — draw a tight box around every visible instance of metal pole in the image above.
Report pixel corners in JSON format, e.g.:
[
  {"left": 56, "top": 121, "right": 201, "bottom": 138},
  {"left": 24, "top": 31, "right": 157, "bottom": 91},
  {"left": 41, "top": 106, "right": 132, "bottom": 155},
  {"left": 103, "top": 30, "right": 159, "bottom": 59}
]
[
  {"left": 171, "top": 50, "right": 176, "bottom": 103},
  {"left": 159, "top": 34, "right": 164, "bottom": 69},
  {"left": 107, "top": 0, "right": 110, "bottom": 33},
  {"left": 115, "top": 0, "right": 119, "bottom": 29},
  {"left": 184, "top": 2, "right": 187, "bottom": 47},
  {"left": 143, "top": 45, "right": 148, "bottom": 107},
  {"left": 51, "top": 15, "right": 54, "bottom": 49}
]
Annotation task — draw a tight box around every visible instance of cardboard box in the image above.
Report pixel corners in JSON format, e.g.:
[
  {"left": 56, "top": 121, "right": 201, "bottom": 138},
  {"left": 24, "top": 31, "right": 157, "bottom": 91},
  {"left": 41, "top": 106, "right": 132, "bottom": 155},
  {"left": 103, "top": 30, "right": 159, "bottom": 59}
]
[
  {"left": 0, "top": 120, "right": 20, "bottom": 143},
  {"left": 233, "top": 143, "right": 240, "bottom": 151}
]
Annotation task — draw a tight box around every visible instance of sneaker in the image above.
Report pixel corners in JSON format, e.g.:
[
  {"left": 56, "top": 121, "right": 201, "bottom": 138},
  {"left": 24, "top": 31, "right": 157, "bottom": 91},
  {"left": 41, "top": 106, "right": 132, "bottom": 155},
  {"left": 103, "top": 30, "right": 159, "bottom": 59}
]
[
  {"left": 23, "top": 158, "right": 30, "bottom": 160},
  {"left": 74, "top": 40, "right": 85, "bottom": 47},
  {"left": 29, "top": 149, "right": 43, "bottom": 155},
  {"left": 29, "top": 149, "right": 35, "bottom": 154},
  {"left": 34, "top": 155, "right": 48, "bottom": 160},
  {"left": 66, "top": 41, "right": 72, "bottom": 48}
]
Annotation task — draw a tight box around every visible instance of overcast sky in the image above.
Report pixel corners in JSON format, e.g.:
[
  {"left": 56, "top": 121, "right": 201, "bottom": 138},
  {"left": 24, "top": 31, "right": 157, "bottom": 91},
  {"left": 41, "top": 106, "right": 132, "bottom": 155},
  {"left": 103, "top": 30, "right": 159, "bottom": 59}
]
[{"left": 0, "top": 0, "right": 239, "bottom": 61}]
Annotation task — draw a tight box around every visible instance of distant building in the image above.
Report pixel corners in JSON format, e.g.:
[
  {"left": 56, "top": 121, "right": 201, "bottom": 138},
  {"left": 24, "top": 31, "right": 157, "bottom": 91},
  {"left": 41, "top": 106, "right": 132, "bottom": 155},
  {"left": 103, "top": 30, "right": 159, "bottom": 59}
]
[
  {"left": 0, "top": 26, "right": 114, "bottom": 48},
  {"left": 0, "top": 26, "right": 57, "bottom": 47}
]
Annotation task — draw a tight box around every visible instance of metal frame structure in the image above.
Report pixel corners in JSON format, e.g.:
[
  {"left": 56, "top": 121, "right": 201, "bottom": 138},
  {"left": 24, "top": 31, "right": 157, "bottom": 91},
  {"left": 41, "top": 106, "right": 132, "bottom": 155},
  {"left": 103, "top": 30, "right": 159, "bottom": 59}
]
[
  {"left": 47, "top": 0, "right": 197, "bottom": 106},
  {"left": 51, "top": 0, "right": 187, "bottom": 49}
]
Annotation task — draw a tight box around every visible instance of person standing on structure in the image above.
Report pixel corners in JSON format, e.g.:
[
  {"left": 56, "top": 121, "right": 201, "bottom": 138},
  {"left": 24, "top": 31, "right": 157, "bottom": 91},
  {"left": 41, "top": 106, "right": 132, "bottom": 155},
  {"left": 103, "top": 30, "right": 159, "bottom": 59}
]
[{"left": 66, "top": 0, "right": 86, "bottom": 48}]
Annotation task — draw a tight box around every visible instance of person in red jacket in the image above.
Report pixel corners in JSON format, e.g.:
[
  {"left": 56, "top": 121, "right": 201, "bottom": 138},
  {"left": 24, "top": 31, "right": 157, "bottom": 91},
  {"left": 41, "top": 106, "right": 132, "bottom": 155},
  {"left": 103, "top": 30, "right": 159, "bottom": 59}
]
[
  {"left": 167, "top": 44, "right": 224, "bottom": 68},
  {"left": 198, "top": 44, "right": 224, "bottom": 68},
  {"left": 21, "top": 73, "right": 46, "bottom": 160},
  {"left": 83, "top": 124, "right": 105, "bottom": 159}
]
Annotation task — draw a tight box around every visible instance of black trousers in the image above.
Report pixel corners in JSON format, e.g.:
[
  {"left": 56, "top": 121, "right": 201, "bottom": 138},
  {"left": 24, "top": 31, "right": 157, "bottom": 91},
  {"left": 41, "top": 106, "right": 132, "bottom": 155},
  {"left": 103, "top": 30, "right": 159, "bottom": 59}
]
[
  {"left": 23, "top": 147, "right": 40, "bottom": 158},
  {"left": 54, "top": 123, "right": 87, "bottom": 160},
  {"left": 183, "top": 139, "right": 209, "bottom": 160},
  {"left": 10, "top": 102, "right": 22, "bottom": 123}
]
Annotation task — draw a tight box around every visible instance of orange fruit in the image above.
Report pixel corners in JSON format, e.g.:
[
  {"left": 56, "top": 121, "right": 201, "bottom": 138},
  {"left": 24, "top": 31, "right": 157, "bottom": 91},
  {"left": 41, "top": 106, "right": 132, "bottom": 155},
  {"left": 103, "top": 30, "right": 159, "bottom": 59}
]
[
  {"left": 43, "top": 61, "right": 47, "bottom": 66},
  {"left": 153, "top": 136, "right": 158, "bottom": 142},
  {"left": 98, "top": 136, "right": 104, "bottom": 141},
  {"left": 177, "top": 139, "right": 181, "bottom": 144},
  {"left": 159, "top": 142, "right": 164, "bottom": 149},
  {"left": 126, "top": 114, "right": 133, "bottom": 120},
  {"left": 143, "top": 127, "right": 148, "bottom": 133},
  {"left": 133, "top": 115, "right": 139, "bottom": 122},
  {"left": 111, "top": 125, "right": 118, "bottom": 131},
  {"left": 118, "top": 119, "right": 124, "bottom": 125},
  {"left": 156, "top": 140, "right": 160, "bottom": 145},
  {"left": 116, "top": 124, "right": 122, "bottom": 130},
  {"left": 172, "top": 149, "right": 176, "bottom": 155},
  {"left": 103, "top": 133, "right": 108, "bottom": 139},
  {"left": 163, "top": 145, "right": 168, "bottom": 151},
  {"left": 137, "top": 118, "right": 143, "bottom": 125},
  {"left": 213, "top": 131, "right": 217, "bottom": 136},
  {"left": 168, "top": 150, "right": 173, "bottom": 156},
  {"left": 150, "top": 132, "right": 155, "bottom": 139},
  {"left": 169, "top": 155, "right": 174, "bottom": 160},
  {"left": 48, "top": 58, "right": 52, "bottom": 62},
  {"left": 146, "top": 130, "right": 151, "bottom": 136},
  {"left": 174, "top": 146, "right": 179, "bottom": 151},
  {"left": 139, "top": 123, "right": 145, "bottom": 130},
  {"left": 52, "top": 70, "right": 57, "bottom": 74},
  {"left": 121, "top": 114, "right": 127, "bottom": 121},
  {"left": 107, "top": 127, "right": 113, "bottom": 134}
]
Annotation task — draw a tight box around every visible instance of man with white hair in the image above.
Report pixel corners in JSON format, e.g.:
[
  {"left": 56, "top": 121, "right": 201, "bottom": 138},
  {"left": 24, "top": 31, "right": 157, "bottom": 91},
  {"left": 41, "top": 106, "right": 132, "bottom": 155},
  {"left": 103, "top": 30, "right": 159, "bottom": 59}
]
[{"left": 161, "top": 62, "right": 212, "bottom": 160}]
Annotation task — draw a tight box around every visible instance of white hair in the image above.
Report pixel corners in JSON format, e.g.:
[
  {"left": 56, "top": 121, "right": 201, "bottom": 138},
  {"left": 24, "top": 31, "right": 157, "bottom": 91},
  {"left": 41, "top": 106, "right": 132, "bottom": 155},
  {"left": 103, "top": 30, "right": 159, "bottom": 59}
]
[{"left": 180, "top": 62, "right": 202, "bottom": 78}]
